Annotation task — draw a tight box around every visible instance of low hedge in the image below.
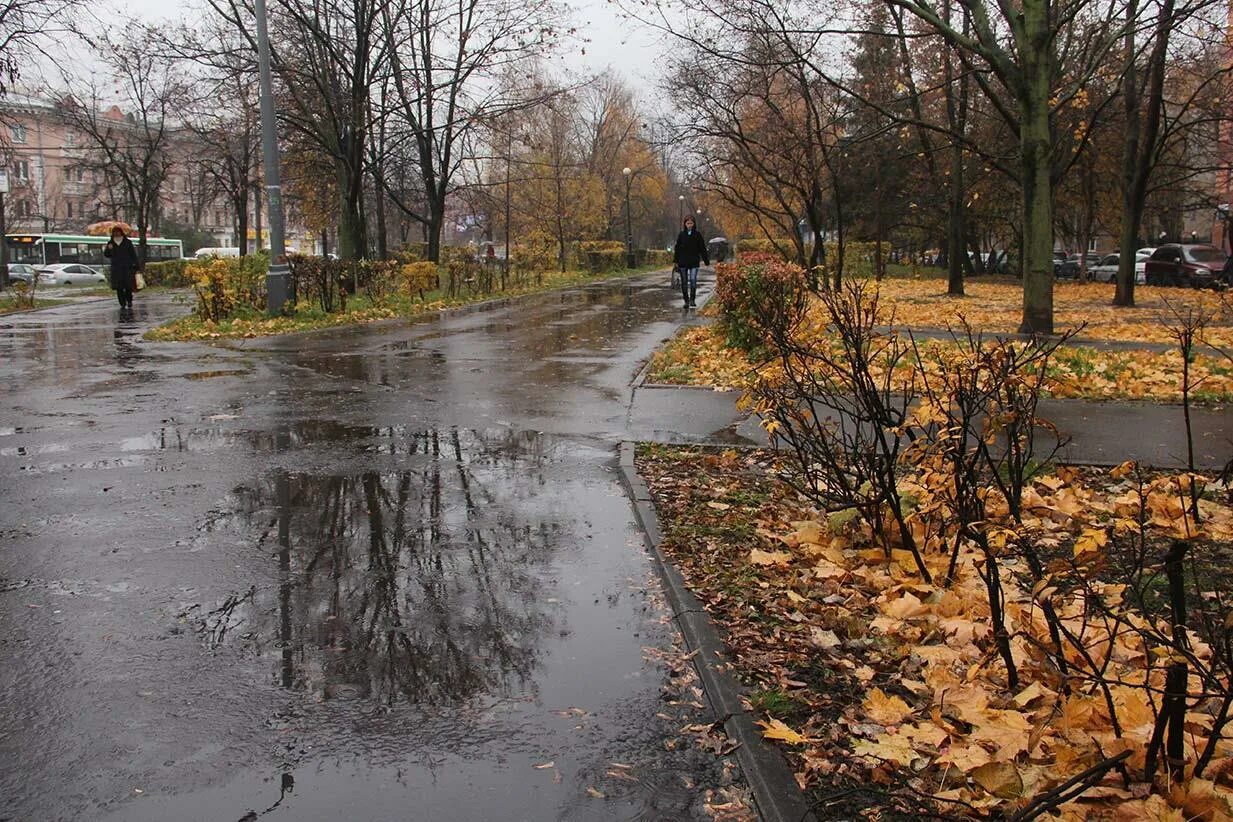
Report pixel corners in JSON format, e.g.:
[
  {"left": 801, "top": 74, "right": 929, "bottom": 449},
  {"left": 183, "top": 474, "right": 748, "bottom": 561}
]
[
  {"left": 715, "top": 255, "right": 808, "bottom": 353},
  {"left": 143, "top": 259, "right": 194, "bottom": 287}
]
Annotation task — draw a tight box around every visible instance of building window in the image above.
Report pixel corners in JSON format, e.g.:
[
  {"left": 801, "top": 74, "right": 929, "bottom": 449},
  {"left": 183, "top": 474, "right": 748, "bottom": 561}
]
[
  {"left": 16, "top": 200, "right": 31, "bottom": 217},
  {"left": 12, "top": 160, "right": 28, "bottom": 180},
  {"left": 67, "top": 201, "right": 74, "bottom": 218},
  {"left": 71, "top": 167, "right": 84, "bottom": 183},
  {"left": 168, "top": 178, "right": 176, "bottom": 192},
  {"left": 64, "top": 130, "right": 76, "bottom": 146},
  {"left": 10, "top": 125, "right": 26, "bottom": 144}
]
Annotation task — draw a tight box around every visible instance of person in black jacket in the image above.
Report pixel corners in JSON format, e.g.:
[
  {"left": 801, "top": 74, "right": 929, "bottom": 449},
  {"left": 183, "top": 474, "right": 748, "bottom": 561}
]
[
  {"left": 103, "top": 226, "right": 141, "bottom": 311},
  {"left": 673, "top": 216, "right": 709, "bottom": 308}
]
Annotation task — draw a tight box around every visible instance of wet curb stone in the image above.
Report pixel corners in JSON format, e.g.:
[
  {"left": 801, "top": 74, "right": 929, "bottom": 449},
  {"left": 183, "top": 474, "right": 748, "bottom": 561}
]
[{"left": 617, "top": 441, "right": 816, "bottom": 822}]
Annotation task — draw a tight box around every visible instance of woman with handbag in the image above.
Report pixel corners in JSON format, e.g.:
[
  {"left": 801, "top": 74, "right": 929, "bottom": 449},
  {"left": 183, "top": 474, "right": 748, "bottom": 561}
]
[{"left": 103, "top": 226, "right": 141, "bottom": 312}]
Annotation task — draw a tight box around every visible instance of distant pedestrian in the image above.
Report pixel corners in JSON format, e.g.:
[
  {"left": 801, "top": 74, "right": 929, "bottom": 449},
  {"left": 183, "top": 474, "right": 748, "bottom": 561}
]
[
  {"left": 673, "top": 216, "right": 709, "bottom": 308},
  {"left": 103, "top": 226, "right": 141, "bottom": 312}
]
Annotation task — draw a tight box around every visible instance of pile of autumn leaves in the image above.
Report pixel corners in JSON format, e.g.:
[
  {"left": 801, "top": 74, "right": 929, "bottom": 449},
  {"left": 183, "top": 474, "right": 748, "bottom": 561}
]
[
  {"left": 641, "top": 448, "right": 1233, "bottom": 819},
  {"left": 792, "top": 464, "right": 1233, "bottom": 818}
]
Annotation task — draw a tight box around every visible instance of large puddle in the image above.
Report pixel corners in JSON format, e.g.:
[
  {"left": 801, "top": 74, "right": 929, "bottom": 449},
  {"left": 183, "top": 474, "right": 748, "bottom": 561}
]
[{"left": 184, "top": 428, "right": 564, "bottom": 707}]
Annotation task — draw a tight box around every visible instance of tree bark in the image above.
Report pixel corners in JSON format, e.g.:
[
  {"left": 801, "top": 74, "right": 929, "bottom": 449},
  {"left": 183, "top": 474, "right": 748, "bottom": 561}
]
[
  {"left": 1018, "top": 27, "right": 1055, "bottom": 335},
  {"left": 337, "top": 160, "right": 365, "bottom": 261}
]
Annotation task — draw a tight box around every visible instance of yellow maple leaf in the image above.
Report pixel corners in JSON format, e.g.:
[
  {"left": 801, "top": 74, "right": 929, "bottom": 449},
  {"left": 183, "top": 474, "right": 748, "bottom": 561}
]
[
  {"left": 863, "top": 688, "right": 913, "bottom": 726},
  {"left": 971, "top": 760, "right": 1023, "bottom": 799},
  {"left": 1072, "top": 527, "right": 1108, "bottom": 560},
  {"left": 749, "top": 548, "right": 792, "bottom": 567},
  {"left": 758, "top": 718, "right": 809, "bottom": 745},
  {"left": 852, "top": 732, "right": 917, "bottom": 766}
]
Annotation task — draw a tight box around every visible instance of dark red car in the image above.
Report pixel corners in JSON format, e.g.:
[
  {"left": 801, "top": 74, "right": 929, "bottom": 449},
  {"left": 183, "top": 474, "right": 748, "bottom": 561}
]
[{"left": 1143, "top": 244, "right": 1229, "bottom": 288}]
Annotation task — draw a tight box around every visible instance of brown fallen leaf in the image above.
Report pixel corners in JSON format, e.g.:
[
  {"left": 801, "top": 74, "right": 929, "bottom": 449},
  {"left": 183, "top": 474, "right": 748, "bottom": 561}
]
[{"left": 971, "top": 761, "right": 1024, "bottom": 799}]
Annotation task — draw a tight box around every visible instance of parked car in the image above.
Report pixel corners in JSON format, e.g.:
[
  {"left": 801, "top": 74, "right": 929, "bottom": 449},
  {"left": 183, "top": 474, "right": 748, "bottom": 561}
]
[
  {"left": 1088, "top": 253, "right": 1148, "bottom": 285},
  {"left": 1058, "top": 252, "right": 1101, "bottom": 279},
  {"left": 1143, "top": 244, "right": 1229, "bottom": 288},
  {"left": 1052, "top": 251, "right": 1067, "bottom": 276},
  {"left": 36, "top": 263, "right": 108, "bottom": 286},
  {"left": 1135, "top": 248, "right": 1155, "bottom": 281},
  {"left": 6, "top": 263, "right": 37, "bottom": 285}
]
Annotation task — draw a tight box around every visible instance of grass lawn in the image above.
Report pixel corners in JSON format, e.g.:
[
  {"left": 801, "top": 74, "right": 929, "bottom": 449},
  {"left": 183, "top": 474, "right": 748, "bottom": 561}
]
[
  {"left": 147, "top": 265, "right": 665, "bottom": 341},
  {"left": 0, "top": 296, "right": 68, "bottom": 314}
]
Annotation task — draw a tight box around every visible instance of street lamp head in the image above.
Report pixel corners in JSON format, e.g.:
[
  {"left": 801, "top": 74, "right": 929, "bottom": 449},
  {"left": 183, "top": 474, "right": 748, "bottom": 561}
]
[
  {"left": 622, "top": 167, "right": 632, "bottom": 176},
  {"left": 678, "top": 195, "right": 684, "bottom": 202}
]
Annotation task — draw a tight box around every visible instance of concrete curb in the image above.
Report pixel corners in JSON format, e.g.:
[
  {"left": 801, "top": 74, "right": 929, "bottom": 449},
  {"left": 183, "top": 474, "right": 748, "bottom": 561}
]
[{"left": 617, "top": 441, "right": 815, "bottom": 822}]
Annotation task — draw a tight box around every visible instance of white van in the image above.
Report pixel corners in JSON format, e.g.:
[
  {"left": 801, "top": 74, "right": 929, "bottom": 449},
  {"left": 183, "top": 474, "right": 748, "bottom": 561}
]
[{"left": 194, "top": 247, "right": 240, "bottom": 259}]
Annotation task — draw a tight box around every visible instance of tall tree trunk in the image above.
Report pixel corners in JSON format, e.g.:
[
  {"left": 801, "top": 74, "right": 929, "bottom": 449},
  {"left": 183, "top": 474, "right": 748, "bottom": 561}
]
[
  {"left": 337, "top": 161, "right": 364, "bottom": 261},
  {"left": 254, "top": 185, "right": 263, "bottom": 255},
  {"left": 1018, "top": 34, "right": 1055, "bottom": 335},
  {"left": 236, "top": 187, "right": 249, "bottom": 258},
  {"left": 1115, "top": 0, "right": 1173, "bottom": 306},
  {"left": 944, "top": 2, "right": 969, "bottom": 296},
  {"left": 374, "top": 187, "right": 387, "bottom": 260},
  {"left": 426, "top": 197, "right": 445, "bottom": 263}
]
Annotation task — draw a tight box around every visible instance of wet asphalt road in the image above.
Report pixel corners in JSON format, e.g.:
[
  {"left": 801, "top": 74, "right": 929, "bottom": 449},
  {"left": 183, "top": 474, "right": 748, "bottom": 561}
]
[{"left": 0, "top": 275, "right": 750, "bottom": 822}]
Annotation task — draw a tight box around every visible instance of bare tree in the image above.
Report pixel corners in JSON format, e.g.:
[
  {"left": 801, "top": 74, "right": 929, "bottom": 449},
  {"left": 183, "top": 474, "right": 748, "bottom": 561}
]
[
  {"left": 56, "top": 30, "right": 184, "bottom": 264},
  {"left": 378, "top": 0, "right": 562, "bottom": 262},
  {"left": 210, "top": 0, "right": 390, "bottom": 260},
  {"left": 0, "top": 0, "right": 84, "bottom": 97}
]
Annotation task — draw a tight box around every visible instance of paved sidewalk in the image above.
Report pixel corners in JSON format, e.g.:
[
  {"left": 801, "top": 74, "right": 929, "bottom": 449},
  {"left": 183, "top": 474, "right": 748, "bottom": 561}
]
[{"left": 630, "top": 385, "right": 1231, "bottom": 470}]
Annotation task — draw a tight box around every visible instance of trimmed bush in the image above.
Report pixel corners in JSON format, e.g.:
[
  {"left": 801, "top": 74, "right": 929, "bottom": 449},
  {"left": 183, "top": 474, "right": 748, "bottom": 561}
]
[
  {"left": 644, "top": 249, "right": 673, "bottom": 268},
  {"left": 715, "top": 257, "right": 809, "bottom": 353},
  {"left": 401, "top": 261, "right": 439, "bottom": 298},
  {"left": 576, "top": 240, "right": 627, "bottom": 272},
  {"left": 190, "top": 255, "right": 267, "bottom": 322},
  {"left": 143, "top": 259, "right": 194, "bottom": 287}
]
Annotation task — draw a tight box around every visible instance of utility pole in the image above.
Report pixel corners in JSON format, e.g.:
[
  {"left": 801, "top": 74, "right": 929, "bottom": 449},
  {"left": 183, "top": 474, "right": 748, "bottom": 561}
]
[
  {"left": 254, "top": 0, "right": 289, "bottom": 313},
  {"left": 0, "top": 171, "right": 8, "bottom": 289},
  {"left": 623, "top": 167, "right": 635, "bottom": 268}
]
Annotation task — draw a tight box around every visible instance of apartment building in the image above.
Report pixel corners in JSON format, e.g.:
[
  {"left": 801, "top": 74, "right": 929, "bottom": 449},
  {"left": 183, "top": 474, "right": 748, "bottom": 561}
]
[{"left": 1, "top": 94, "right": 267, "bottom": 250}]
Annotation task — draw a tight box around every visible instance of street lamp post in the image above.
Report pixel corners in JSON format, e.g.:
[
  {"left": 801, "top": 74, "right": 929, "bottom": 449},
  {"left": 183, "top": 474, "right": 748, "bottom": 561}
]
[
  {"left": 623, "top": 167, "right": 635, "bottom": 268},
  {"left": 254, "top": 0, "right": 289, "bottom": 313}
]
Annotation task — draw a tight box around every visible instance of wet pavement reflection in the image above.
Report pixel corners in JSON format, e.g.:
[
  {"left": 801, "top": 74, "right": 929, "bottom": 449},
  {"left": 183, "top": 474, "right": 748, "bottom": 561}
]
[{"left": 0, "top": 276, "right": 749, "bottom": 821}]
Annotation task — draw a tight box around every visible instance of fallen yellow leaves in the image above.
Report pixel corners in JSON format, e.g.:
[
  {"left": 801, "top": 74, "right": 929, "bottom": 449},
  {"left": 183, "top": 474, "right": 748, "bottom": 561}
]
[
  {"left": 759, "top": 718, "right": 811, "bottom": 745},
  {"left": 639, "top": 445, "right": 1233, "bottom": 819},
  {"left": 872, "top": 278, "right": 1233, "bottom": 348},
  {"left": 648, "top": 280, "right": 1233, "bottom": 404}
]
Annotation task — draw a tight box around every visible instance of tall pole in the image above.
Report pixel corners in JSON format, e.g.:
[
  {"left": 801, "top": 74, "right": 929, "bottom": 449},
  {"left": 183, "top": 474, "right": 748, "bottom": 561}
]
[
  {"left": 0, "top": 188, "right": 8, "bottom": 290},
  {"left": 623, "top": 167, "right": 634, "bottom": 268},
  {"left": 505, "top": 128, "right": 512, "bottom": 286},
  {"left": 255, "top": 0, "right": 289, "bottom": 313}
]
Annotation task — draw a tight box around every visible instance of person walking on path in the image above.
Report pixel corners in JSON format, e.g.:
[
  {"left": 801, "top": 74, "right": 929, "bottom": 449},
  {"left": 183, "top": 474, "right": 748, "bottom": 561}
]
[
  {"left": 103, "top": 226, "right": 141, "bottom": 312},
  {"left": 673, "top": 216, "right": 709, "bottom": 308}
]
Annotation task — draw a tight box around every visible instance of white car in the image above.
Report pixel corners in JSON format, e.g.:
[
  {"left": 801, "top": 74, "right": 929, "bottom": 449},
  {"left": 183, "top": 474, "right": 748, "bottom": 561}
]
[
  {"left": 1088, "top": 252, "right": 1147, "bottom": 285},
  {"left": 36, "top": 263, "right": 109, "bottom": 286}
]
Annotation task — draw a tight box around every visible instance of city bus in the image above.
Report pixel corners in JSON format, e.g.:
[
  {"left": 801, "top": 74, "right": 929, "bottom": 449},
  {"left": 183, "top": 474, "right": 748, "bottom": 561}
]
[{"left": 5, "top": 233, "right": 184, "bottom": 268}]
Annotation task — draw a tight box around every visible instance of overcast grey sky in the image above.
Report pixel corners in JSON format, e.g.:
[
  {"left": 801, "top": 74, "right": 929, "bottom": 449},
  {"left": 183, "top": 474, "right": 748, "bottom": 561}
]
[{"left": 104, "top": 0, "right": 668, "bottom": 89}]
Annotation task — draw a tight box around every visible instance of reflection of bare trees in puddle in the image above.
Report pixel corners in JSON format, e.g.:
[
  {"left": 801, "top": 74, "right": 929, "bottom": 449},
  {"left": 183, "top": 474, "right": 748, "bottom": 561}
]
[{"left": 220, "top": 427, "right": 561, "bottom": 707}]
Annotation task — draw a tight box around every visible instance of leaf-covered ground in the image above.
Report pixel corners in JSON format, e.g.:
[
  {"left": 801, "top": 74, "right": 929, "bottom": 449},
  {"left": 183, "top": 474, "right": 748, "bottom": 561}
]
[
  {"left": 636, "top": 444, "right": 1233, "bottom": 820},
  {"left": 874, "top": 278, "right": 1233, "bottom": 348},
  {"left": 648, "top": 325, "right": 1233, "bottom": 404}
]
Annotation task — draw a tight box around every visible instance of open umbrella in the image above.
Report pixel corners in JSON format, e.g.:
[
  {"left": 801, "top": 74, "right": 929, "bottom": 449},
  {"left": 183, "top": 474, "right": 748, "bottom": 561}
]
[{"left": 85, "top": 220, "right": 135, "bottom": 237}]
